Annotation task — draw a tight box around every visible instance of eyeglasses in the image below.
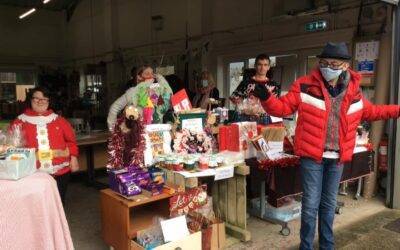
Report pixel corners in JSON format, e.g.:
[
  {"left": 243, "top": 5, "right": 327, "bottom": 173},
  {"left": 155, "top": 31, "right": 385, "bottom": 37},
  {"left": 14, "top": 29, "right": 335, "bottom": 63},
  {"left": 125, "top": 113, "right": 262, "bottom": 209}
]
[
  {"left": 319, "top": 59, "right": 345, "bottom": 70},
  {"left": 32, "top": 97, "right": 49, "bottom": 103}
]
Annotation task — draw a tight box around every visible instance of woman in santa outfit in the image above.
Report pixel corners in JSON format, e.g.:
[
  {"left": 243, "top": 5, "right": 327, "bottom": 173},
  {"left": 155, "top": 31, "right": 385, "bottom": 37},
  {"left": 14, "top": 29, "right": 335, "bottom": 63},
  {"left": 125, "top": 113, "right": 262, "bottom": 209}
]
[{"left": 11, "top": 87, "right": 79, "bottom": 204}]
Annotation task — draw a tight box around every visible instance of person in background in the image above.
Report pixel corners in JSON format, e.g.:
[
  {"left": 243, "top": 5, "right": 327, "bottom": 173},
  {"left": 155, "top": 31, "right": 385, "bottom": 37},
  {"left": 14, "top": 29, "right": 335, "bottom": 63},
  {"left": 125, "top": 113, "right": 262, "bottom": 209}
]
[
  {"left": 230, "top": 54, "right": 280, "bottom": 104},
  {"left": 252, "top": 42, "right": 400, "bottom": 250},
  {"left": 11, "top": 86, "right": 79, "bottom": 204},
  {"left": 164, "top": 74, "right": 186, "bottom": 94},
  {"left": 192, "top": 71, "right": 220, "bottom": 109},
  {"left": 107, "top": 65, "right": 173, "bottom": 130},
  {"left": 124, "top": 66, "right": 138, "bottom": 92}
]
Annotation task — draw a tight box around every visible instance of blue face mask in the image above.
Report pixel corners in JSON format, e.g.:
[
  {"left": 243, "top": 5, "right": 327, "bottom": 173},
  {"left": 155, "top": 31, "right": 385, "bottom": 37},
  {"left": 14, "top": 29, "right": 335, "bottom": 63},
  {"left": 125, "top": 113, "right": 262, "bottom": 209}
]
[
  {"left": 201, "top": 79, "right": 208, "bottom": 87},
  {"left": 320, "top": 67, "right": 343, "bottom": 82}
]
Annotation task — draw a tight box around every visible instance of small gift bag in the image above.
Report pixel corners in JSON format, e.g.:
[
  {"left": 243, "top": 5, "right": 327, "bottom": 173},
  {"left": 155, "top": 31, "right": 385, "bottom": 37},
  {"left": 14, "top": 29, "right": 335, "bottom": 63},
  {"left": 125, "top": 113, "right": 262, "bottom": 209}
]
[{"left": 231, "top": 122, "right": 258, "bottom": 159}]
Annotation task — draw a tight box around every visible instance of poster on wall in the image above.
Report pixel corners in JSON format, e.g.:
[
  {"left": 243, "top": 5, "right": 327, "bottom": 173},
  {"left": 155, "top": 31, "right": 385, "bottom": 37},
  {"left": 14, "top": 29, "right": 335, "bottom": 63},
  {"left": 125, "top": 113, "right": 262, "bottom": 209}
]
[
  {"left": 357, "top": 60, "right": 375, "bottom": 77},
  {"left": 355, "top": 41, "right": 379, "bottom": 61}
]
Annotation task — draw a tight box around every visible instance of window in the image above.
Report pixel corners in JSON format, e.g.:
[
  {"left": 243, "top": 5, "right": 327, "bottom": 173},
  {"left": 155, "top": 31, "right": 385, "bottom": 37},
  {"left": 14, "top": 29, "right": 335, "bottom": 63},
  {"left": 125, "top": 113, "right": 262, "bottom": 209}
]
[
  {"left": 86, "top": 74, "right": 102, "bottom": 94},
  {"left": 0, "top": 72, "right": 16, "bottom": 83},
  {"left": 229, "top": 62, "right": 244, "bottom": 96},
  {"left": 248, "top": 58, "right": 255, "bottom": 68},
  {"left": 156, "top": 66, "right": 175, "bottom": 76}
]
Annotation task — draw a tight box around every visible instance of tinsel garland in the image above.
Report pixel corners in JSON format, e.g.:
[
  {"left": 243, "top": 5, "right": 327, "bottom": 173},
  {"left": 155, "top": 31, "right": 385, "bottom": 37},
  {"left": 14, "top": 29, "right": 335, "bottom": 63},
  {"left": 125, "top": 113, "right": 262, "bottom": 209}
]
[
  {"left": 107, "top": 116, "right": 146, "bottom": 170},
  {"left": 257, "top": 144, "right": 373, "bottom": 171},
  {"left": 130, "top": 118, "right": 146, "bottom": 168},
  {"left": 258, "top": 156, "right": 300, "bottom": 170},
  {"left": 107, "top": 116, "right": 125, "bottom": 170}
]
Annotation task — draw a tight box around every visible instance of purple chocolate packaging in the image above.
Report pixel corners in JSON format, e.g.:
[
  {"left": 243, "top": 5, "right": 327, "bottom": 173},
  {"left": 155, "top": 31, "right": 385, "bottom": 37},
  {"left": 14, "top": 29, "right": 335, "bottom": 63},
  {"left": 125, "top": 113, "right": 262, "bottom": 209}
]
[
  {"left": 144, "top": 182, "right": 164, "bottom": 196},
  {"left": 109, "top": 168, "right": 128, "bottom": 193},
  {"left": 119, "top": 180, "right": 142, "bottom": 196}
]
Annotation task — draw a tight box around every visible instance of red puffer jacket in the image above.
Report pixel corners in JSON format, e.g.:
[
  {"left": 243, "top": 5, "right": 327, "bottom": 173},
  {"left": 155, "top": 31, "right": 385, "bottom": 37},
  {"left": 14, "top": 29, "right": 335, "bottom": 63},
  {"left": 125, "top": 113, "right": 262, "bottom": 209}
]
[{"left": 261, "top": 68, "right": 400, "bottom": 163}]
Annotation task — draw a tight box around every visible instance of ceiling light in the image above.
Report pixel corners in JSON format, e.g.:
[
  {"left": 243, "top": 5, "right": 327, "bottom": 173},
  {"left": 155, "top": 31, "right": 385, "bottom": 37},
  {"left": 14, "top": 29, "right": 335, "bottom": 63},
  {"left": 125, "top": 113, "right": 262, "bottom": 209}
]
[
  {"left": 19, "top": 8, "right": 36, "bottom": 19},
  {"left": 43, "top": 0, "right": 52, "bottom": 4}
]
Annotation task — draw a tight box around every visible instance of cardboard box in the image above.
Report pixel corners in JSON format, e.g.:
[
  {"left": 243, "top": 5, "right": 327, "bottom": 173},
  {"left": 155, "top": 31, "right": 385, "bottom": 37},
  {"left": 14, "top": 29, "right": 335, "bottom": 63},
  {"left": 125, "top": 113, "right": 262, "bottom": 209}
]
[
  {"left": 210, "top": 220, "right": 226, "bottom": 250},
  {"left": 131, "top": 231, "right": 202, "bottom": 250}
]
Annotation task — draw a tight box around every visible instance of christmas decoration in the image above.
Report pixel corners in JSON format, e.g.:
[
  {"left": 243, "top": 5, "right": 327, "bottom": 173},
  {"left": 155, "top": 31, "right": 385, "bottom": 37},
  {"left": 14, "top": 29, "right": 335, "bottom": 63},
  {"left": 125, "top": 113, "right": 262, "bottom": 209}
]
[
  {"left": 257, "top": 155, "right": 300, "bottom": 170},
  {"left": 173, "top": 129, "right": 214, "bottom": 154},
  {"left": 107, "top": 115, "right": 146, "bottom": 169}
]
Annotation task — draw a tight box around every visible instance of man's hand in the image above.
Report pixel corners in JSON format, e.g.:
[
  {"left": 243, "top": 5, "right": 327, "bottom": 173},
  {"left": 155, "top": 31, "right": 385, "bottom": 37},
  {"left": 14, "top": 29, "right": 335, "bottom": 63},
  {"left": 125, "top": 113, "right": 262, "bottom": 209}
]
[
  {"left": 70, "top": 156, "right": 79, "bottom": 172},
  {"left": 252, "top": 84, "right": 269, "bottom": 101}
]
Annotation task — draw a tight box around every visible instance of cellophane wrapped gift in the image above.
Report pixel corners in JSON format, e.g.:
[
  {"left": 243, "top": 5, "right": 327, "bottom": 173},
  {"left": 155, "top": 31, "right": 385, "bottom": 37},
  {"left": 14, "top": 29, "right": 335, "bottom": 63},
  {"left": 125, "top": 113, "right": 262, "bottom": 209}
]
[
  {"left": 136, "top": 217, "right": 166, "bottom": 249},
  {"left": 0, "top": 148, "right": 37, "bottom": 180},
  {"left": 144, "top": 124, "right": 172, "bottom": 167},
  {"left": 231, "top": 122, "right": 258, "bottom": 159}
]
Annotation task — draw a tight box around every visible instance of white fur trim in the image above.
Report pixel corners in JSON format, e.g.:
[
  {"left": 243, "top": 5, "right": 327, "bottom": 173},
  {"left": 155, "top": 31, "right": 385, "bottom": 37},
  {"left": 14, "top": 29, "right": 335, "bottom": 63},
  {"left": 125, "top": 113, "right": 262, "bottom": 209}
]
[
  {"left": 347, "top": 99, "right": 363, "bottom": 115},
  {"left": 18, "top": 113, "right": 58, "bottom": 125},
  {"left": 300, "top": 93, "right": 326, "bottom": 111}
]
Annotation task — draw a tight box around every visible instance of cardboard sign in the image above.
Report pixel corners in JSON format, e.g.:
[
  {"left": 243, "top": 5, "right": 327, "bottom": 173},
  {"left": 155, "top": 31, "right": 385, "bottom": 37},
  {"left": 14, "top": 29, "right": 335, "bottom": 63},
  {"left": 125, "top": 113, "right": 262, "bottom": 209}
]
[
  {"left": 214, "top": 165, "right": 234, "bottom": 181},
  {"left": 160, "top": 216, "right": 190, "bottom": 242},
  {"left": 171, "top": 89, "right": 192, "bottom": 112}
]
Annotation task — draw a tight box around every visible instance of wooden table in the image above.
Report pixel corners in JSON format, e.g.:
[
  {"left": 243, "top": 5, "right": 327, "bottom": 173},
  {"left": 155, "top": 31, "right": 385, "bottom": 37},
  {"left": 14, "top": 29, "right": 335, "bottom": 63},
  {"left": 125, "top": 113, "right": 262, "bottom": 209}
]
[
  {"left": 100, "top": 189, "right": 174, "bottom": 250},
  {"left": 161, "top": 164, "right": 251, "bottom": 242},
  {"left": 76, "top": 131, "right": 110, "bottom": 188}
]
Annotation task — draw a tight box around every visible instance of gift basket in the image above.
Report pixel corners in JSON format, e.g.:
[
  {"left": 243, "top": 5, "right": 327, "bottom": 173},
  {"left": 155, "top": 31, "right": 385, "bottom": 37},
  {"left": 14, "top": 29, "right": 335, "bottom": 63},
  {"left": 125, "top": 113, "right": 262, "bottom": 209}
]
[{"left": 0, "top": 125, "right": 37, "bottom": 180}]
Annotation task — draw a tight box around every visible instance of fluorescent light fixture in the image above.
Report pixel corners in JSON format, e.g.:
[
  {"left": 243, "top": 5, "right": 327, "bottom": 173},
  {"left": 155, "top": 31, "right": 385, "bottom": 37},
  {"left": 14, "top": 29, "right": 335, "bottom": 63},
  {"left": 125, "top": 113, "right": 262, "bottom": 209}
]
[
  {"left": 19, "top": 8, "right": 36, "bottom": 19},
  {"left": 43, "top": 0, "right": 52, "bottom": 3}
]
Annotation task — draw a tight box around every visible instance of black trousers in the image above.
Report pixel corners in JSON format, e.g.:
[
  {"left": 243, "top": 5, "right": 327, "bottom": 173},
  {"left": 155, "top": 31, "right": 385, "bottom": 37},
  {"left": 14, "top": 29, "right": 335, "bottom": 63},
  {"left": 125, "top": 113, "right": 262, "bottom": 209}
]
[{"left": 54, "top": 172, "right": 71, "bottom": 205}]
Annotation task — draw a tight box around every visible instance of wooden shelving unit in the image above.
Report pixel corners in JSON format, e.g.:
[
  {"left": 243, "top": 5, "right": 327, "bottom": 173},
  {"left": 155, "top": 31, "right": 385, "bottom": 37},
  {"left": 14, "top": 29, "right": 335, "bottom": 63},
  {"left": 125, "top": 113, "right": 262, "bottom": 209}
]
[{"left": 100, "top": 189, "right": 173, "bottom": 250}]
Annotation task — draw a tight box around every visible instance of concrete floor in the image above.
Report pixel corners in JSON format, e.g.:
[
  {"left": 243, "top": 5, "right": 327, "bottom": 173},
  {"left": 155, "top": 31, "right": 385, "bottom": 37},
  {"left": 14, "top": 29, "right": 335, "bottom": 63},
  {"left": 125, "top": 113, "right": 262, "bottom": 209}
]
[{"left": 65, "top": 181, "right": 400, "bottom": 250}]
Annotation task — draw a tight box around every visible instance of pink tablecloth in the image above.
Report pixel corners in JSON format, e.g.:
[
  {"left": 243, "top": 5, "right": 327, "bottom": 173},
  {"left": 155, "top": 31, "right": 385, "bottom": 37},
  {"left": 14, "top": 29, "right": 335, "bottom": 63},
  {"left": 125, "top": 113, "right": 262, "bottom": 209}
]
[{"left": 0, "top": 172, "right": 74, "bottom": 250}]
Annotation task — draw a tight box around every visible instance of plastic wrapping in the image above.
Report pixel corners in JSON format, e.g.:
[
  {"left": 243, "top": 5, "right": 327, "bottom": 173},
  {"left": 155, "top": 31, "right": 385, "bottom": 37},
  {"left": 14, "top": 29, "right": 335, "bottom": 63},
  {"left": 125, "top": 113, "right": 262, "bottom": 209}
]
[
  {"left": 0, "top": 148, "right": 37, "bottom": 180},
  {"left": 136, "top": 217, "right": 166, "bottom": 249}
]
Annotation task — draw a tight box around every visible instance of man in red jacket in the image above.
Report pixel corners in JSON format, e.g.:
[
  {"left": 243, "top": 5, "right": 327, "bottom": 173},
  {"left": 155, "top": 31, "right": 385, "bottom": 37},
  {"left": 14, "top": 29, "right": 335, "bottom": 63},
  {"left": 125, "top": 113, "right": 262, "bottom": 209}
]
[{"left": 253, "top": 42, "right": 400, "bottom": 250}]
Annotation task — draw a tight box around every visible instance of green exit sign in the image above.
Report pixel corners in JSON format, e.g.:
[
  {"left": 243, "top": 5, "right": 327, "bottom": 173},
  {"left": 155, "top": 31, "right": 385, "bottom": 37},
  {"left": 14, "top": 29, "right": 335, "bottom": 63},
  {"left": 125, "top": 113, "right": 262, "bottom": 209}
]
[{"left": 305, "top": 20, "right": 327, "bottom": 32}]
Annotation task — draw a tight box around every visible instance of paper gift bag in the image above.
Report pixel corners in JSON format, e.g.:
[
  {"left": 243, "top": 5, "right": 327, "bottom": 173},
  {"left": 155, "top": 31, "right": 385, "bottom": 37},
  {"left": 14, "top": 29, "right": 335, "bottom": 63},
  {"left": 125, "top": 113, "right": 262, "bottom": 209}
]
[
  {"left": 218, "top": 126, "right": 229, "bottom": 151},
  {"left": 210, "top": 220, "right": 225, "bottom": 250},
  {"left": 227, "top": 125, "right": 240, "bottom": 152},
  {"left": 232, "top": 122, "right": 258, "bottom": 159}
]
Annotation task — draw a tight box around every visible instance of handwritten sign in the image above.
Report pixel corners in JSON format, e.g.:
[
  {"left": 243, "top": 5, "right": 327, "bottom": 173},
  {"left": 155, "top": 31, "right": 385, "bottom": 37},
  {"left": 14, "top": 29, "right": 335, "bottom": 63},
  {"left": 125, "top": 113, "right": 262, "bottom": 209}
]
[
  {"left": 181, "top": 118, "right": 203, "bottom": 133},
  {"left": 214, "top": 165, "right": 234, "bottom": 181}
]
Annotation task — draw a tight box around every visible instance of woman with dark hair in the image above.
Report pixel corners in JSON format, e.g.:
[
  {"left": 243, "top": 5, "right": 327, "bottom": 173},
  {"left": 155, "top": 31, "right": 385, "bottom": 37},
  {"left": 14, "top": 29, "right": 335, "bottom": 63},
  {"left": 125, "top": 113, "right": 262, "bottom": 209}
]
[{"left": 10, "top": 86, "right": 79, "bottom": 204}]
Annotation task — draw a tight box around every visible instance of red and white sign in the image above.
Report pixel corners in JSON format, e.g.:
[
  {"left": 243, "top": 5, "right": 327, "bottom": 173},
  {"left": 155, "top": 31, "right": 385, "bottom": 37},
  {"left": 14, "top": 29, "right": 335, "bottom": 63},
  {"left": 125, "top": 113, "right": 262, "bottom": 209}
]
[{"left": 171, "top": 89, "right": 192, "bottom": 113}]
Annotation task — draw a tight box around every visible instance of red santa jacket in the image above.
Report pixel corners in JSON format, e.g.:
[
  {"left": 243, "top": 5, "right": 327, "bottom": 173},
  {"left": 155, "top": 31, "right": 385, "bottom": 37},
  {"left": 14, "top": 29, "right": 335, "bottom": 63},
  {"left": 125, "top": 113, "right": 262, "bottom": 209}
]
[
  {"left": 11, "top": 109, "right": 79, "bottom": 176},
  {"left": 261, "top": 68, "right": 400, "bottom": 163}
]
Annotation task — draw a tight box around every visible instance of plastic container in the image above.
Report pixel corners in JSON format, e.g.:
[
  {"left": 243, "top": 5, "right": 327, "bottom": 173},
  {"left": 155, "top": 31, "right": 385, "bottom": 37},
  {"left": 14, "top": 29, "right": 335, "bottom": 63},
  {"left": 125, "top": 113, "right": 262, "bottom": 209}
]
[
  {"left": 198, "top": 156, "right": 209, "bottom": 170},
  {"left": 184, "top": 160, "right": 196, "bottom": 171},
  {"left": 251, "top": 197, "right": 301, "bottom": 222}
]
